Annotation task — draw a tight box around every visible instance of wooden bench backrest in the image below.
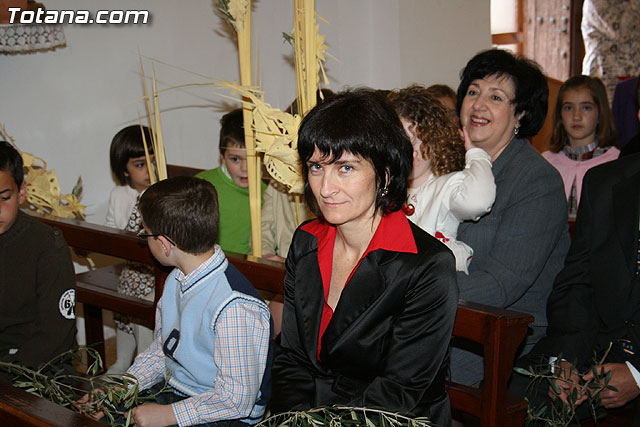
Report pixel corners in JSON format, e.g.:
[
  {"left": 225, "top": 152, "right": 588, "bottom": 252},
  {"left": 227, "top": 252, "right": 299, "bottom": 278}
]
[{"left": 0, "top": 381, "right": 103, "bottom": 427}]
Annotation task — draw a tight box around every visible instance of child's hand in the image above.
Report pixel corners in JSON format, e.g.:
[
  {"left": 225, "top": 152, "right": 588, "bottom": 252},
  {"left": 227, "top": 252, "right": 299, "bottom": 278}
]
[
  {"left": 460, "top": 126, "right": 478, "bottom": 151},
  {"left": 74, "top": 389, "right": 106, "bottom": 420},
  {"left": 128, "top": 403, "right": 177, "bottom": 427},
  {"left": 263, "top": 254, "right": 286, "bottom": 263}
]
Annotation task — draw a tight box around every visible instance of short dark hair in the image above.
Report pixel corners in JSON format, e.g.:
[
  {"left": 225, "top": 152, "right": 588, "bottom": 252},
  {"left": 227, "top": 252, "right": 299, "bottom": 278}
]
[
  {"left": 110, "top": 125, "right": 154, "bottom": 186},
  {"left": 0, "top": 141, "right": 24, "bottom": 188},
  {"left": 286, "top": 88, "right": 336, "bottom": 115},
  {"left": 426, "top": 84, "right": 457, "bottom": 101},
  {"left": 139, "top": 176, "right": 219, "bottom": 255},
  {"left": 219, "top": 109, "right": 245, "bottom": 155},
  {"left": 457, "top": 49, "right": 548, "bottom": 138},
  {"left": 549, "top": 75, "right": 617, "bottom": 152},
  {"left": 297, "top": 88, "right": 413, "bottom": 217}
]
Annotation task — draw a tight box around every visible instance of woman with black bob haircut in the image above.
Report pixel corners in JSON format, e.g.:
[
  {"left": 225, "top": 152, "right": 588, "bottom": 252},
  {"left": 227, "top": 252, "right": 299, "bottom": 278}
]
[
  {"left": 450, "top": 49, "right": 570, "bottom": 386},
  {"left": 272, "top": 88, "right": 458, "bottom": 426},
  {"left": 297, "top": 88, "right": 410, "bottom": 217}
]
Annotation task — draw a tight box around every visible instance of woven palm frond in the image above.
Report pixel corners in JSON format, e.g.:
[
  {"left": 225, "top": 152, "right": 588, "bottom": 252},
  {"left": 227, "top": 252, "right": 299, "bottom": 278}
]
[
  {"left": 22, "top": 151, "right": 85, "bottom": 220},
  {"left": 0, "top": 124, "right": 85, "bottom": 220},
  {"left": 218, "top": 80, "right": 304, "bottom": 194}
]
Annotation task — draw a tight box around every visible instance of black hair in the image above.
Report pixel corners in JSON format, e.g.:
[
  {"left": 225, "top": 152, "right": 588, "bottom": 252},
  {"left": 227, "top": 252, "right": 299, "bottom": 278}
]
[
  {"left": 139, "top": 176, "right": 219, "bottom": 255},
  {"left": 109, "top": 125, "right": 154, "bottom": 186},
  {"left": 286, "top": 88, "right": 336, "bottom": 115},
  {"left": 0, "top": 141, "right": 24, "bottom": 188},
  {"left": 457, "top": 49, "right": 548, "bottom": 138},
  {"left": 297, "top": 88, "right": 413, "bottom": 218},
  {"left": 219, "top": 109, "right": 245, "bottom": 155}
]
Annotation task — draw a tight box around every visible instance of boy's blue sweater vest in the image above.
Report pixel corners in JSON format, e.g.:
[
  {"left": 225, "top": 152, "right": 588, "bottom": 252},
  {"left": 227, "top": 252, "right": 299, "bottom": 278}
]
[{"left": 160, "top": 251, "right": 273, "bottom": 423}]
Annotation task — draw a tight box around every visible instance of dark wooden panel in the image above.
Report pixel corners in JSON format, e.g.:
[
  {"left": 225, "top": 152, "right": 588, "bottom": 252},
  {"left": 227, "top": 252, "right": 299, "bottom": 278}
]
[
  {"left": 226, "top": 252, "right": 286, "bottom": 295},
  {"left": 0, "top": 381, "right": 103, "bottom": 427},
  {"left": 492, "top": 32, "right": 523, "bottom": 45},
  {"left": 530, "top": 75, "right": 563, "bottom": 153},
  {"left": 166, "top": 164, "right": 204, "bottom": 178},
  {"left": 31, "top": 213, "right": 154, "bottom": 264}
]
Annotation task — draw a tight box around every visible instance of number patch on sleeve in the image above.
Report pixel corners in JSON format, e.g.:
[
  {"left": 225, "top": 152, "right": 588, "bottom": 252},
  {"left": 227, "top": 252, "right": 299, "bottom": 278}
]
[{"left": 58, "top": 289, "right": 76, "bottom": 319}]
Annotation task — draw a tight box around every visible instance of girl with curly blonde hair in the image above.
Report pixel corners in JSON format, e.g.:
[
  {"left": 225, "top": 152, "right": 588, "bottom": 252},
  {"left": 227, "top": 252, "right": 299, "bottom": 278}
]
[{"left": 389, "top": 85, "right": 496, "bottom": 273}]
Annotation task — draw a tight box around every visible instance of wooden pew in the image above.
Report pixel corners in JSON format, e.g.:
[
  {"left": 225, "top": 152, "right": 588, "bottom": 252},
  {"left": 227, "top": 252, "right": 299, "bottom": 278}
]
[
  {"left": 22, "top": 213, "right": 533, "bottom": 426},
  {"left": 449, "top": 301, "right": 531, "bottom": 426},
  {"left": 0, "top": 381, "right": 103, "bottom": 427}
]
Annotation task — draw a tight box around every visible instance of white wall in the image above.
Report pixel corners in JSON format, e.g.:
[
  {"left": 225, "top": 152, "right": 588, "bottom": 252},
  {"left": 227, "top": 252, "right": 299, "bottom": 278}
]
[{"left": 0, "top": 0, "right": 489, "bottom": 223}]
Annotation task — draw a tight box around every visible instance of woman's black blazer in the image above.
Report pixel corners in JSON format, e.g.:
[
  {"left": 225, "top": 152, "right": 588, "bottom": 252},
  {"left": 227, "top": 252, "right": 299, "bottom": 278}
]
[{"left": 271, "top": 220, "right": 459, "bottom": 426}]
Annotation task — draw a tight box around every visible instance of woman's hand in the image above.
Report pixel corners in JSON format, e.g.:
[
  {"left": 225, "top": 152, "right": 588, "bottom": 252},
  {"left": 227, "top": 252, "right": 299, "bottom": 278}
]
[{"left": 460, "top": 126, "right": 477, "bottom": 151}]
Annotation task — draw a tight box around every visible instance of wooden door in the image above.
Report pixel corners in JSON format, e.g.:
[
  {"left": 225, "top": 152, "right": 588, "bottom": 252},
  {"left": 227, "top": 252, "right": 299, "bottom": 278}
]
[{"left": 522, "top": 0, "right": 583, "bottom": 81}]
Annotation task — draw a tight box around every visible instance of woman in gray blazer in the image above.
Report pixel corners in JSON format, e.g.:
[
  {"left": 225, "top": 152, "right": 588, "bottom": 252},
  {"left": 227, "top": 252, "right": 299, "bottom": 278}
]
[{"left": 450, "top": 49, "right": 571, "bottom": 385}]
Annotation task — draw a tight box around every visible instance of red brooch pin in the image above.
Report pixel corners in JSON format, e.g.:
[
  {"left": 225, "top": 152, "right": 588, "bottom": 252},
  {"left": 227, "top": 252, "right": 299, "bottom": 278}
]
[{"left": 402, "top": 203, "right": 415, "bottom": 216}]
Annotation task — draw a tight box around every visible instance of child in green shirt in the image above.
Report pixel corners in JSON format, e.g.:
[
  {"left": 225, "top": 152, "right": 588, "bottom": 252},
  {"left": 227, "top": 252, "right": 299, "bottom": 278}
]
[{"left": 196, "top": 109, "right": 265, "bottom": 254}]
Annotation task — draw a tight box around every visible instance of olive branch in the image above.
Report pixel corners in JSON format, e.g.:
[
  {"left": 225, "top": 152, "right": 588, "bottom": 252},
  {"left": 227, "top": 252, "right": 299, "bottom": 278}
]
[
  {"left": 257, "top": 405, "right": 438, "bottom": 426},
  {"left": 513, "top": 343, "right": 617, "bottom": 426},
  {"left": 0, "top": 346, "right": 170, "bottom": 426}
]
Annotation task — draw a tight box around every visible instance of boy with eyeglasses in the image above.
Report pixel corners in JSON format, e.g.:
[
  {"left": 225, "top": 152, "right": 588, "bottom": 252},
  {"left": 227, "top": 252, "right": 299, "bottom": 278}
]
[{"left": 89, "top": 176, "right": 272, "bottom": 426}]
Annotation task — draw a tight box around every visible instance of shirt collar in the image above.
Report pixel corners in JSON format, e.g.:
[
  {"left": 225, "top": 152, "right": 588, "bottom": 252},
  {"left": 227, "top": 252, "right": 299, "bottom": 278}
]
[
  {"left": 174, "top": 244, "right": 227, "bottom": 292},
  {"left": 220, "top": 162, "right": 231, "bottom": 179},
  {"left": 301, "top": 209, "right": 417, "bottom": 255},
  {"left": 562, "top": 139, "right": 609, "bottom": 161}
]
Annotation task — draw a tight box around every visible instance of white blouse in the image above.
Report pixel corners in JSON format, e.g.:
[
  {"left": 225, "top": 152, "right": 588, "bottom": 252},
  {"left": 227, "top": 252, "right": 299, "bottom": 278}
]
[
  {"left": 406, "top": 148, "right": 496, "bottom": 273},
  {"left": 105, "top": 185, "right": 140, "bottom": 230}
]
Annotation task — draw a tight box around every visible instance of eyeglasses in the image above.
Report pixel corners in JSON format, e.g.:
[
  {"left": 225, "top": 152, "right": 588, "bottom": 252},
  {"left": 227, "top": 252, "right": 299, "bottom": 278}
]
[{"left": 136, "top": 230, "right": 177, "bottom": 247}]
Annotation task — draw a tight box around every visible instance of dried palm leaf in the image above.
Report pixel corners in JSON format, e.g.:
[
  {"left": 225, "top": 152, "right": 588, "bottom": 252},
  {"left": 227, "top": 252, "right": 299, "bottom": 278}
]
[
  {"left": 138, "top": 59, "right": 168, "bottom": 183},
  {"left": 290, "top": 0, "right": 332, "bottom": 116},
  {"left": 217, "top": 0, "right": 250, "bottom": 33},
  {"left": 22, "top": 153, "right": 85, "bottom": 220},
  {"left": 0, "top": 124, "right": 85, "bottom": 220},
  {"left": 217, "top": 81, "right": 304, "bottom": 194},
  {"left": 220, "top": 0, "right": 263, "bottom": 256}
]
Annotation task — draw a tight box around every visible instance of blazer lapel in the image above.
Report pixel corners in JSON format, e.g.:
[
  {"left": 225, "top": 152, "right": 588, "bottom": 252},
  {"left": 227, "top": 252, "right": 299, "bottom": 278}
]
[
  {"left": 295, "top": 251, "right": 327, "bottom": 369},
  {"left": 612, "top": 170, "right": 640, "bottom": 277},
  {"left": 321, "top": 251, "right": 392, "bottom": 354}
]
